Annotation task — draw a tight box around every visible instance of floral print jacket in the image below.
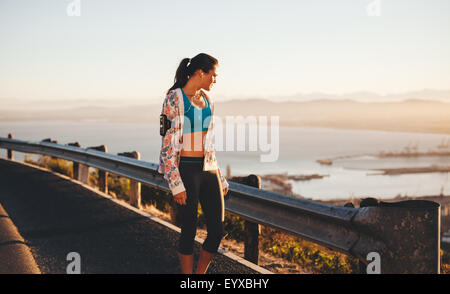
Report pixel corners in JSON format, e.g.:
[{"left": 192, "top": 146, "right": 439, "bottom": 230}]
[{"left": 158, "top": 88, "right": 229, "bottom": 196}]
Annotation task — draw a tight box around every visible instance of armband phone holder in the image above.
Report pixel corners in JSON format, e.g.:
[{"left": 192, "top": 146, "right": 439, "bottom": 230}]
[{"left": 160, "top": 114, "right": 171, "bottom": 136}]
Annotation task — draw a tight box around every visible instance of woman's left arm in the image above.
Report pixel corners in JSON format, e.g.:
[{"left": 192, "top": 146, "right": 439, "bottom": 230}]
[
  {"left": 217, "top": 167, "right": 229, "bottom": 195},
  {"left": 208, "top": 96, "right": 229, "bottom": 195}
]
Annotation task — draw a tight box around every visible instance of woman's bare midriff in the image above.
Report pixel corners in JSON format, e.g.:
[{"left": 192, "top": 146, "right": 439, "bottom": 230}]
[{"left": 180, "top": 130, "right": 208, "bottom": 157}]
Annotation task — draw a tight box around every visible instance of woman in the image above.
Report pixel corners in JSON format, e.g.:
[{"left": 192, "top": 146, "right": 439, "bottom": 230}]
[{"left": 158, "top": 53, "right": 229, "bottom": 274}]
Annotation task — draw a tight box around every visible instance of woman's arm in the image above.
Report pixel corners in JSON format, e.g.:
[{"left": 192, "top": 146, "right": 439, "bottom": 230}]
[
  {"left": 217, "top": 167, "right": 229, "bottom": 193},
  {"left": 206, "top": 99, "right": 229, "bottom": 194},
  {"left": 160, "top": 90, "right": 186, "bottom": 196}
]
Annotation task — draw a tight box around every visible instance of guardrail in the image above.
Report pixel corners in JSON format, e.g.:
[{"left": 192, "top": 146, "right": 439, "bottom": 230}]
[{"left": 0, "top": 134, "right": 441, "bottom": 274}]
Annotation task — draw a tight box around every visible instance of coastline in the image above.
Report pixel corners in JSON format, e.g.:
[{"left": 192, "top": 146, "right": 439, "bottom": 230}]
[{"left": 2, "top": 117, "right": 450, "bottom": 135}]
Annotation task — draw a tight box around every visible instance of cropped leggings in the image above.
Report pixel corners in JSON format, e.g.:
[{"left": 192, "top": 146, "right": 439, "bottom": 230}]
[{"left": 177, "top": 156, "right": 225, "bottom": 255}]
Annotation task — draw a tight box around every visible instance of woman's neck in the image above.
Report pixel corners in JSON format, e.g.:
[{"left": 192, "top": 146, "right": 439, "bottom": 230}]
[{"left": 182, "top": 81, "right": 201, "bottom": 96}]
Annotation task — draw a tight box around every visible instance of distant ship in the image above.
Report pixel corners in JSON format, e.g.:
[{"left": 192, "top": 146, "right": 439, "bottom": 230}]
[
  {"left": 316, "top": 159, "right": 333, "bottom": 165},
  {"left": 403, "top": 140, "right": 419, "bottom": 153},
  {"left": 437, "top": 137, "right": 450, "bottom": 149}
]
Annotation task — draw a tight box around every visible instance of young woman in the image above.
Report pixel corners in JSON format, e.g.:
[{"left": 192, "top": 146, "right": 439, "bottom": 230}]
[{"left": 158, "top": 53, "right": 229, "bottom": 274}]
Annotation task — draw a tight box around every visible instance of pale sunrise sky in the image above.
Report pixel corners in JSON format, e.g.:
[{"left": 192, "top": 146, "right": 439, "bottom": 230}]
[{"left": 0, "top": 0, "right": 449, "bottom": 103}]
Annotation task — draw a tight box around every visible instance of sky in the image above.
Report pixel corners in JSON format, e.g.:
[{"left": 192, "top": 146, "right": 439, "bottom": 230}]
[{"left": 0, "top": 0, "right": 449, "bottom": 104}]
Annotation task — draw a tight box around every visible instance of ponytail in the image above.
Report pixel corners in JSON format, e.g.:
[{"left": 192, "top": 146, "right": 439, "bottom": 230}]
[{"left": 166, "top": 58, "right": 190, "bottom": 95}]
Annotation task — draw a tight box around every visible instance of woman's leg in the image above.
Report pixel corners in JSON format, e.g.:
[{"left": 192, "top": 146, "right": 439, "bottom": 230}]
[
  {"left": 177, "top": 160, "right": 202, "bottom": 273},
  {"left": 178, "top": 252, "right": 194, "bottom": 274},
  {"left": 195, "top": 249, "right": 216, "bottom": 275},
  {"left": 196, "top": 170, "right": 224, "bottom": 274}
]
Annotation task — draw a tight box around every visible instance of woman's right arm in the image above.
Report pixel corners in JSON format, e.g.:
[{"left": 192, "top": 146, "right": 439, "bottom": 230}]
[{"left": 159, "top": 90, "right": 186, "bottom": 197}]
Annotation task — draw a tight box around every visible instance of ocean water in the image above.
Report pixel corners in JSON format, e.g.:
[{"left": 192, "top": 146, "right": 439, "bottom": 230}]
[{"left": 1, "top": 120, "right": 449, "bottom": 200}]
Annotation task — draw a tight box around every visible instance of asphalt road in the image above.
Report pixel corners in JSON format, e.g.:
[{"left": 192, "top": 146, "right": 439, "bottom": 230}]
[{"left": 0, "top": 158, "right": 260, "bottom": 274}]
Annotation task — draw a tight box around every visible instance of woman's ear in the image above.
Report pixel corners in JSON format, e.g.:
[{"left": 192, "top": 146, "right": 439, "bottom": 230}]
[{"left": 194, "top": 69, "right": 204, "bottom": 77}]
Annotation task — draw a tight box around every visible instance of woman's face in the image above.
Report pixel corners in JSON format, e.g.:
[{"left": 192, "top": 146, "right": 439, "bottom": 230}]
[{"left": 200, "top": 64, "right": 218, "bottom": 91}]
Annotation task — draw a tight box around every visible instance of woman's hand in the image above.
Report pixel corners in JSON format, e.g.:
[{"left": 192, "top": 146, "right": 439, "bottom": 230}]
[{"left": 173, "top": 191, "right": 187, "bottom": 205}]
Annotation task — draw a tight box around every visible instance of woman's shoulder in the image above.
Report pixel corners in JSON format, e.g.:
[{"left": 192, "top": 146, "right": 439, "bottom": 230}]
[
  {"left": 167, "top": 88, "right": 180, "bottom": 98},
  {"left": 165, "top": 88, "right": 182, "bottom": 105}
]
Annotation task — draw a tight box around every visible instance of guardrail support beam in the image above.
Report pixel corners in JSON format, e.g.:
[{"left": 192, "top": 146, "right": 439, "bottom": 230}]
[
  {"left": 118, "top": 151, "right": 141, "bottom": 209},
  {"left": 231, "top": 174, "right": 261, "bottom": 264},
  {"left": 68, "top": 142, "right": 88, "bottom": 184},
  {"left": 7, "top": 134, "right": 13, "bottom": 160},
  {"left": 88, "top": 145, "right": 108, "bottom": 194},
  {"left": 77, "top": 164, "right": 89, "bottom": 185}
]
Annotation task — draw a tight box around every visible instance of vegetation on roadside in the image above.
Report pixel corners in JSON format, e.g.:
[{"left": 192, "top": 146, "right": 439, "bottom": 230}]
[
  {"left": 25, "top": 154, "right": 73, "bottom": 178},
  {"left": 260, "top": 226, "right": 360, "bottom": 273}
]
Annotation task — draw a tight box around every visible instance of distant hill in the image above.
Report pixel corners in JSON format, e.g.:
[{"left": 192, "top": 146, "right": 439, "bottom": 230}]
[
  {"left": 2, "top": 89, "right": 450, "bottom": 110},
  {"left": 273, "top": 89, "right": 450, "bottom": 103}
]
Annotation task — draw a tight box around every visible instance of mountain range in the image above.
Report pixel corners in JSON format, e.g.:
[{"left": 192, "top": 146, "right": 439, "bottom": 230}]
[{"left": 1, "top": 89, "right": 450, "bottom": 134}]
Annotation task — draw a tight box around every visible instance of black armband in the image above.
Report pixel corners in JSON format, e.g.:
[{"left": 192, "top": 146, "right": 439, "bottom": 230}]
[{"left": 160, "top": 114, "right": 172, "bottom": 136}]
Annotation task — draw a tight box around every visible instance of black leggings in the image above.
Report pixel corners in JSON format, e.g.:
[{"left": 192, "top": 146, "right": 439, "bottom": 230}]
[{"left": 177, "top": 156, "right": 224, "bottom": 255}]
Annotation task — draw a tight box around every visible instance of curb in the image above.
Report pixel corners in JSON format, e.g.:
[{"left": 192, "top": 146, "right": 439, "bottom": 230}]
[{"left": 0, "top": 203, "right": 41, "bottom": 274}]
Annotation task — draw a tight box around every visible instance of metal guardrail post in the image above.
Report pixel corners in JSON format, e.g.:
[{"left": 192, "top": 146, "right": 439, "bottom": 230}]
[
  {"left": 67, "top": 142, "right": 81, "bottom": 180},
  {"left": 41, "top": 138, "right": 57, "bottom": 144},
  {"left": 88, "top": 145, "right": 108, "bottom": 194},
  {"left": 67, "top": 141, "right": 88, "bottom": 184},
  {"left": 77, "top": 164, "right": 89, "bottom": 185},
  {"left": 41, "top": 138, "right": 59, "bottom": 163},
  {"left": 230, "top": 174, "right": 261, "bottom": 265},
  {"left": 118, "top": 151, "right": 141, "bottom": 209},
  {"left": 7, "top": 133, "right": 13, "bottom": 160}
]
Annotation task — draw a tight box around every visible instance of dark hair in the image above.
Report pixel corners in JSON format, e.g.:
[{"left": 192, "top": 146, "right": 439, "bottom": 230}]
[{"left": 166, "top": 53, "right": 218, "bottom": 95}]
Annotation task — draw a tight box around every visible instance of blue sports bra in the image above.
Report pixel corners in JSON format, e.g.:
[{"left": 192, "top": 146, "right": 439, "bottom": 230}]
[{"left": 181, "top": 88, "right": 211, "bottom": 134}]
